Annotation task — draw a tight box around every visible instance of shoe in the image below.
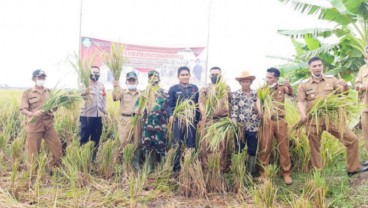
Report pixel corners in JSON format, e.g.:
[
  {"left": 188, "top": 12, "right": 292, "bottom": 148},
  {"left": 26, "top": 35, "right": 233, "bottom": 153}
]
[
  {"left": 283, "top": 174, "right": 293, "bottom": 185},
  {"left": 362, "top": 160, "right": 368, "bottom": 167},
  {"left": 347, "top": 166, "right": 368, "bottom": 177}
]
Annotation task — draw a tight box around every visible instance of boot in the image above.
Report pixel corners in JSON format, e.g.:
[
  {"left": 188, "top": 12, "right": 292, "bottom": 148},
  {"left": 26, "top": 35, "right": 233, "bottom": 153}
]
[
  {"left": 246, "top": 156, "right": 256, "bottom": 176},
  {"left": 283, "top": 172, "right": 293, "bottom": 185},
  {"left": 132, "top": 149, "right": 141, "bottom": 171}
]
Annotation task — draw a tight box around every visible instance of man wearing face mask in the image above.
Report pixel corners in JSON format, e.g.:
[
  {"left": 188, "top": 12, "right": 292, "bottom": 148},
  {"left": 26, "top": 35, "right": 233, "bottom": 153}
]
[
  {"left": 135, "top": 70, "right": 168, "bottom": 173},
  {"left": 113, "top": 71, "right": 141, "bottom": 170},
  {"left": 79, "top": 66, "right": 107, "bottom": 163},
  {"left": 298, "top": 56, "right": 368, "bottom": 176},
  {"left": 355, "top": 46, "right": 368, "bottom": 167},
  {"left": 167, "top": 66, "right": 199, "bottom": 175},
  {"left": 198, "top": 66, "right": 232, "bottom": 172},
  {"left": 20, "top": 69, "right": 62, "bottom": 169},
  {"left": 257, "top": 68, "right": 293, "bottom": 185}
]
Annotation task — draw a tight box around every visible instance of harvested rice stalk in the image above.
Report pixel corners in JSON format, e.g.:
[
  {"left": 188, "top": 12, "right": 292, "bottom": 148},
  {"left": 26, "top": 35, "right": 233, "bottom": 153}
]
[
  {"left": 70, "top": 53, "right": 94, "bottom": 88},
  {"left": 202, "top": 77, "right": 229, "bottom": 119},
  {"left": 203, "top": 117, "right": 238, "bottom": 152},
  {"left": 32, "top": 89, "right": 82, "bottom": 122},
  {"left": 123, "top": 144, "right": 136, "bottom": 176},
  {"left": 102, "top": 42, "right": 125, "bottom": 81}
]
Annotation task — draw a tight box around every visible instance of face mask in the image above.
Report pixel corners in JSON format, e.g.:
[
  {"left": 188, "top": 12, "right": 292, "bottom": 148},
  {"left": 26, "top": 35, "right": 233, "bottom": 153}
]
[
  {"left": 211, "top": 76, "right": 219, "bottom": 84},
  {"left": 36, "top": 80, "right": 45, "bottom": 87},
  {"left": 90, "top": 73, "right": 100, "bottom": 81},
  {"left": 127, "top": 84, "right": 137, "bottom": 90}
]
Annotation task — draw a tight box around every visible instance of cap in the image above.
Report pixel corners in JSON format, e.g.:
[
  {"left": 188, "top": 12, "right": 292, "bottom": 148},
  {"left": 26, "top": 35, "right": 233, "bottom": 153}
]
[
  {"left": 148, "top": 70, "right": 160, "bottom": 78},
  {"left": 126, "top": 72, "right": 138, "bottom": 80},
  {"left": 32, "top": 69, "right": 47, "bottom": 78}
]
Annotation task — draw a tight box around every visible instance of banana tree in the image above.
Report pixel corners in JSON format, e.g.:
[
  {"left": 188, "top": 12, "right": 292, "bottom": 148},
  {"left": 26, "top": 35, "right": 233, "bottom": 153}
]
[{"left": 276, "top": 0, "right": 368, "bottom": 84}]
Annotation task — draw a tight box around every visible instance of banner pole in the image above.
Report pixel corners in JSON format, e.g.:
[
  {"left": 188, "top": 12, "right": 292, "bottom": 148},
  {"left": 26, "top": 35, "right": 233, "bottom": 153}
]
[{"left": 205, "top": 0, "right": 213, "bottom": 85}]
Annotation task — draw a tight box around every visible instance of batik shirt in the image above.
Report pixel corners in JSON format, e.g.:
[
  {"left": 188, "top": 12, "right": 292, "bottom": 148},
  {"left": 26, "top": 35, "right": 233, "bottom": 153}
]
[{"left": 230, "top": 89, "right": 259, "bottom": 132}]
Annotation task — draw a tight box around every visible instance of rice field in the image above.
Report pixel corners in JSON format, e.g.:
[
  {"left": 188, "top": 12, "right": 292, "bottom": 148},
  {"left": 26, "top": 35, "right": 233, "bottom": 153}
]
[{"left": 1, "top": 89, "right": 368, "bottom": 207}]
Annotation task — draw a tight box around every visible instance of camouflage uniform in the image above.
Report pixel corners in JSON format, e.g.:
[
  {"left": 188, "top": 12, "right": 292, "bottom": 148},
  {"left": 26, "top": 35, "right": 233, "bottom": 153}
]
[{"left": 141, "top": 89, "right": 168, "bottom": 158}]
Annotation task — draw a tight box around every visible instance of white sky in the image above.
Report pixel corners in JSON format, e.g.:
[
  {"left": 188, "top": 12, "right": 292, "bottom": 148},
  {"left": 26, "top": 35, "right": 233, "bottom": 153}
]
[{"left": 0, "top": 0, "right": 333, "bottom": 90}]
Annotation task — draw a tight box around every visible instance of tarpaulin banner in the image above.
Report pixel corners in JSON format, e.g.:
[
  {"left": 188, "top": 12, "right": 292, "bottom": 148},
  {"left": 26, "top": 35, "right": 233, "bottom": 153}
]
[{"left": 81, "top": 37, "right": 207, "bottom": 89}]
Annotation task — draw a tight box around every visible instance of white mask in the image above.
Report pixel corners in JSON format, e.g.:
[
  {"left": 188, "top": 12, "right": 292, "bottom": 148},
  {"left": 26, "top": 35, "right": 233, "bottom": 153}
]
[
  {"left": 36, "top": 80, "right": 45, "bottom": 87},
  {"left": 127, "top": 84, "right": 137, "bottom": 90}
]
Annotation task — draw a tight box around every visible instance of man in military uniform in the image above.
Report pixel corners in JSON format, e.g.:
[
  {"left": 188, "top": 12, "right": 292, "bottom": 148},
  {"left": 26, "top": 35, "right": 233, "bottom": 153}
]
[
  {"left": 355, "top": 46, "right": 368, "bottom": 167},
  {"left": 20, "top": 69, "right": 62, "bottom": 169},
  {"left": 258, "top": 68, "right": 293, "bottom": 184},
  {"left": 136, "top": 70, "right": 168, "bottom": 173},
  {"left": 198, "top": 66, "right": 231, "bottom": 172},
  {"left": 167, "top": 66, "right": 199, "bottom": 174},
  {"left": 79, "top": 66, "right": 107, "bottom": 163},
  {"left": 297, "top": 56, "right": 368, "bottom": 176},
  {"left": 113, "top": 71, "right": 141, "bottom": 170}
]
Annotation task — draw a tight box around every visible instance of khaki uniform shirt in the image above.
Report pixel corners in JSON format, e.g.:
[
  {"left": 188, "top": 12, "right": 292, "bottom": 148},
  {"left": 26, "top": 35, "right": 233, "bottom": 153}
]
[
  {"left": 112, "top": 88, "right": 140, "bottom": 115},
  {"left": 355, "top": 64, "right": 368, "bottom": 112},
  {"left": 20, "top": 87, "right": 54, "bottom": 133},
  {"left": 270, "top": 84, "right": 293, "bottom": 117},
  {"left": 200, "top": 83, "right": 231, "bottom": 118},
  {"left": 297, "top": 74, "right": 341, "bottom": 113},
  {"left": 80, "top": 82, "right": 107, "bottom": 117}
]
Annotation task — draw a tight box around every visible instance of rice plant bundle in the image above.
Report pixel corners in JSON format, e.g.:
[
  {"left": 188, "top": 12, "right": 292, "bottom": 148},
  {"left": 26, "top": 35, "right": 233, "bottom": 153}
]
[
  {"left": 257, "top": 86, "right": 282, "bottom": 121},
  {"left": 102, "top": 42, "right": 125, "bottom": 81},
  {"left": 206, "top": 152, "right": 225, "bottom": 193},
  {"left": 202, "top": 117, "right": 238, "bottom": 152},
  {"left": 303, "top": 171, "right": 329, "bottom": 207},
  {"left": 32, "top": 90, "right": 82, "bottom": 122},
  {"left": 123, "top": 144, "right": 136, "bottom": 175},
  {"left": 70, "top": 53, "right": 94, "bottom": 88},
  {"left": 203, "top": 78, "right": 229, "bottom": 118},
  {"left": 230, "top": 152, "right": 248, "bottom": 193},
  {"left": 293, "top": 91, "right": 362, "bottom": 133}
]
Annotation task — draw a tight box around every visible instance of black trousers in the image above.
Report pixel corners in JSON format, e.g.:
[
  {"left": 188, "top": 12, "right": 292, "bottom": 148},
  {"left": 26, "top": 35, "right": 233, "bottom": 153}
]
[{"left": 79, "top": 116, "right": 103, "bottom": 161}]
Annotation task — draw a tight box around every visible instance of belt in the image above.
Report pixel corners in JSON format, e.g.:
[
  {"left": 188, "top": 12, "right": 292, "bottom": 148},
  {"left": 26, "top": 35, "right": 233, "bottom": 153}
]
[
  {"left": 213, "top": 115, "right": 227, "bottom": 120},
  {"left": 271, "top": 115, "right": 284, "bottom": 121},
  {"left": 121, "top": 113, "right": 135, "bottom": 117}
]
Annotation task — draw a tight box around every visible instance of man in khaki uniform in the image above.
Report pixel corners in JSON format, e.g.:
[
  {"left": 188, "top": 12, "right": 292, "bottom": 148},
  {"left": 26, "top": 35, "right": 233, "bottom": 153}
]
[
  {"left": 113, "top": 71, "right": 141, "bottom": 170},
  {"left": 355, "top": 46, "right": 368, "bottom": 166},
  {"left": 20, "top": 69, "right": 62, "bottom": 168},
  {"left": 199, "top": 66, "right": 231, "bottom": 172},
  {"left": 297, "top": 56, "right": 368, "bottom": 176},
  {"left": 258, "top": 68, "right": 292, "bottom": 185}
]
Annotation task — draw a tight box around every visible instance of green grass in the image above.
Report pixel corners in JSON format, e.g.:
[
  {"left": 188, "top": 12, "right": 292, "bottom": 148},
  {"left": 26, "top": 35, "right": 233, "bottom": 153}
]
[{"left": 0, "top": 89, "right": 368, "bottom": 207}]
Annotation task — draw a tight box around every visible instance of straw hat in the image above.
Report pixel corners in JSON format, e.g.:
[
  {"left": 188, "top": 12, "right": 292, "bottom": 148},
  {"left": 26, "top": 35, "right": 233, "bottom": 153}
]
[{"left": 235, "top": 71, "right": 256, "bottom": 81}]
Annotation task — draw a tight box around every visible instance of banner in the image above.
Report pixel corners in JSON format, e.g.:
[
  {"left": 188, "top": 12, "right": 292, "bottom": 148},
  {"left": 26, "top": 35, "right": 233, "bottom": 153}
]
[{"left": 81, "top": 37, "right": 207, "bottom": 89}]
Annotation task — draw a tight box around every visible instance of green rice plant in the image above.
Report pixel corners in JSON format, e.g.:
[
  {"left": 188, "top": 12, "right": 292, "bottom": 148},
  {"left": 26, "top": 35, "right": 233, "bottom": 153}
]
[
  {"left": 34, "top": 153, "right": 48, "bottom": 197},
  {"left": 10, "top": 137, "right": 24, "bottom": 162},
  {"left": 99, "top": 139, "right": 117, "bottom": 179},
  {"left": 303, "top": 171, "right": 329, "bottom": 208},
  {"left": 264, "top": 164, "right": 279, "bottom": 179},
  {"left": 230, "top": 152, "right": 250, "bottom": 193},
  {"left": 202, "top": 77, "right": 229, "bottom": 119},
  {"left": 152, "top": 148, "right": 176, "bottom": 192},
  {"left": 321, "top": 132, "right": 344, "bottom": 168},
  {"left": 102, "top": 42, "right": 125, "bottom": 81},
  {"left": 31, "top": 89, "right": 82, "bottom": 122},
  {"left": 70, "top": 53, "right": 94, "bottom": 88},
  {"left": 10, "top": 159, "right": 19, "bottom": 190},
  {"left": 202, "top": 117, "right": 238, "bottom": 152},
  {"left": 123, "top": 144, "right": 136, "bottom": 175},
  {"left": 252, "top": 178, "right": 278, "bottom": 208}
]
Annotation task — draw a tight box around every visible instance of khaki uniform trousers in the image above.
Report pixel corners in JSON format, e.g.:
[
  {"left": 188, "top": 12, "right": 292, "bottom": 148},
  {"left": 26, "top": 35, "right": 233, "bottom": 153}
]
[
  {"left": 118, "top": 115, "right": 142, "bottom": 153},
  {"left": 25, "top": 126, "right": 62, "bottom": 168},
  {"left": 361, "top": 112, "right": 368, "bottom": 151},
  {"left": 259, "top": 119, "right": 291, "bottom": 175},
  {"left": 306, "top": 123, "right": 360, "bottom": 172}
]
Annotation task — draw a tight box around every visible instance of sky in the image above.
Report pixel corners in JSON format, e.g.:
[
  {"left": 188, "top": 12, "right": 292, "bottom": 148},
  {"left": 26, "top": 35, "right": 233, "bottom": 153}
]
[{"left": 0, "top": 0, "right": 333, "bottom": 90}]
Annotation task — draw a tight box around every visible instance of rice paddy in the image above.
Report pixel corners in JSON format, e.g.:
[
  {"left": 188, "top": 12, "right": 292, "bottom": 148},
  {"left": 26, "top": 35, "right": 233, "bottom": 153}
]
[{"left": 1, "top": 89, "right": 368, "bottom": 207}]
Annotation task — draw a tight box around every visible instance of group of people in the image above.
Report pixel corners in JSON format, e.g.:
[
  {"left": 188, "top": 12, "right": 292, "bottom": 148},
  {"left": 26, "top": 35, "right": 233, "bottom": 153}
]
[{"left": 20, "top": 56, "right": 368, "bottom": 185}]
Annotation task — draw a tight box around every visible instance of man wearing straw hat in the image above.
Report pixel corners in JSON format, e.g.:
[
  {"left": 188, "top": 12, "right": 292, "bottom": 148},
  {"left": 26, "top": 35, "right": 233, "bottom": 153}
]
[
  {"left": 355, "top": 46, "right": 368, "bottom": 167},
  {"left": 20, "top": 69, "right": 62, "bottom": 169},
  {"left": 298, "top": 56, "right": 368, "bottom": 176},
  {"left": 198, "top": 66, "right": 231, "bottom": 172},
  {"left": 113, "top": 71, "right": 141, "bottom": 171},
  {"left": 258, "top": 68, "right": 293, "bottom": 185},
  {"left": 230, "top": 70, "right": 259, "bottom": 176}
]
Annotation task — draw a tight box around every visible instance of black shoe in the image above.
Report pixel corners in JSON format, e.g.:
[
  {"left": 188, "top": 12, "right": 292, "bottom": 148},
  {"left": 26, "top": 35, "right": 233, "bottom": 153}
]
[
  {"left": 362, "top": 160, "right": 368, "bottom": 167},
  {"left": 347, "top": 166, "right": 368, "bottom": 177}
]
